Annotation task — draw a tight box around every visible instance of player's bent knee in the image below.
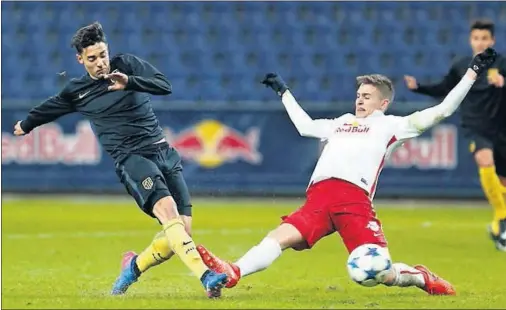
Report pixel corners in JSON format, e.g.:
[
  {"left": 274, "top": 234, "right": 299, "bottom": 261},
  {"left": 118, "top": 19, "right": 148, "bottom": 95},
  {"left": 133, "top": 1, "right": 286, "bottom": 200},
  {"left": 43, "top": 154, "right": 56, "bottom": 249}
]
[
  {"left": 266, "top": 223, "right": 304, "bottom": 250},
  {"left": 474, "top": 149, "right": 494, "bottom": 167},
  {"left": 152, "top": 196, "right": 179, "bottom": 224}
]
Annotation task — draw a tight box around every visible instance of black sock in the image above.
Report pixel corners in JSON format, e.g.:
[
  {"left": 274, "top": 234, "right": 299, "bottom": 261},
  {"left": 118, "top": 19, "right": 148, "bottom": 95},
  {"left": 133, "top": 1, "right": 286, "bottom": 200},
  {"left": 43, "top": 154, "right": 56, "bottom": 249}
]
[
  {"left": 200, "top": 269, "right": 211, "bottom": 282},
  {"left": 132, "top": 257, "right": 142, "bottom": 277}
]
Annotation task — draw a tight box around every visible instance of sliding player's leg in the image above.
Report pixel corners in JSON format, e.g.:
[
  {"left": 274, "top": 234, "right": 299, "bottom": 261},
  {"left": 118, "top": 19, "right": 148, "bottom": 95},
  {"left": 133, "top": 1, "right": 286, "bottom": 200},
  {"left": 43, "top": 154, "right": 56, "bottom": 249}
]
[
  {"left": 335, "top": 213, "right": 455, "bottom": 295},
  {"left": 111, "top": 153, "right": 227, "bottom": 297},
  {"left": 197, "top": 223, "right": 304, "bottom": 288},
  {"left": 197, "top": 184, "right": 336, "bottom": 288}
]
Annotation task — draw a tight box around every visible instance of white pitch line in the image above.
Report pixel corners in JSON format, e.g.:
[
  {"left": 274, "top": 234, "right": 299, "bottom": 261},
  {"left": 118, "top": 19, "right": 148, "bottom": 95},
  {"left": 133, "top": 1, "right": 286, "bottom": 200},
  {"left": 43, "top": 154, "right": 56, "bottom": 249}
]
[
  {"left": 3, "top": 228, "right": 268, "bottom": 240},
  {"left": 3, "top": 222, "right": 486, "bottom": 240}
]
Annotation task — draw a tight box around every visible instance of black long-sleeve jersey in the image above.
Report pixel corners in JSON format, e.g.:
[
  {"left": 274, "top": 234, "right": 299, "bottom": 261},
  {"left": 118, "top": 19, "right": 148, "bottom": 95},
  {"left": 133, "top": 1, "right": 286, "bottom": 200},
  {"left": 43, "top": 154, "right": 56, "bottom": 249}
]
[
  {"left": 412, "top": 53, "right": 506, "bottom": 138},
  {"left": 20, "top": 53, "right": 171, "bottom": 163}
]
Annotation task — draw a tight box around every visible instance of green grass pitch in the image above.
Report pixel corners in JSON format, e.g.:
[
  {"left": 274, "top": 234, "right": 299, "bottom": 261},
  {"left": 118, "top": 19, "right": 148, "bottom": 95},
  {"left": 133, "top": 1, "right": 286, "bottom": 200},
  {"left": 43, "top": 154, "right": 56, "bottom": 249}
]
[{"left": 2, "top": 197, "right": 505, "bottom": 309}]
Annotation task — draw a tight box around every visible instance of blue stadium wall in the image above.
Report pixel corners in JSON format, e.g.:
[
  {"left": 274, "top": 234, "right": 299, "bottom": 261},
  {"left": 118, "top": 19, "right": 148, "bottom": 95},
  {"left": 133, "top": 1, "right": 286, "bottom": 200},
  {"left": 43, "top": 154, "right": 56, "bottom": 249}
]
[
  {"left": 3, "top": 1, "right": 504, "bottom": 197},
  {"left": 2, "top": 101, "right": 483, "bottom": 198}
]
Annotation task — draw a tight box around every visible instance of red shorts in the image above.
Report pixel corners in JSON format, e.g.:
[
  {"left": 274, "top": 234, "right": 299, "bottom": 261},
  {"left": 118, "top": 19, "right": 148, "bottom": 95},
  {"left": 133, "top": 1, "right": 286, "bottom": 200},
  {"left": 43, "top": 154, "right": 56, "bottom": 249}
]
[{"left": 281, "top": 178, "right": 387, "bottom": 253}]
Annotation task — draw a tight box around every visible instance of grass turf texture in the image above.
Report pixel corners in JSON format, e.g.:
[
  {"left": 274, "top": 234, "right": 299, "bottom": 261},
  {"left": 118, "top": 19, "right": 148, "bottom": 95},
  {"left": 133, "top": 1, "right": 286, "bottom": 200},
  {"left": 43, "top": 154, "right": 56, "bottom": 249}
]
[{"left": 2, "top": 198, "right": 505, "bottom": 309}]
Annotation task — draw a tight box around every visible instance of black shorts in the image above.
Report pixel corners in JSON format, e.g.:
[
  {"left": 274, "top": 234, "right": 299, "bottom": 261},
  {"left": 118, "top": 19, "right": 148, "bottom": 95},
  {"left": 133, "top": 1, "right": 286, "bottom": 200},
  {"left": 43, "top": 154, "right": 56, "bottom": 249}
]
[
  {"left": 115, "top": 143, "right": 192, "bottom": 218},
  {"left": 494, "top": 143, "right": 506, "bottom": 178},
  {"left": 464, "top": 129, "right": 506, "bottom": 178}
]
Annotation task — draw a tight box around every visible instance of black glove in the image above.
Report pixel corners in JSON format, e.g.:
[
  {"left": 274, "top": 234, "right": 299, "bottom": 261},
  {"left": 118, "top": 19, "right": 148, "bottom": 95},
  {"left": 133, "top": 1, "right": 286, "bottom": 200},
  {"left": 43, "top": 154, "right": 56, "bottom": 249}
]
[
  {"left": 261, "top": 73, "right": 289, "bottom": 96},
  {"left": 469, "top": 47, "right": 497, "bottom": 75}
]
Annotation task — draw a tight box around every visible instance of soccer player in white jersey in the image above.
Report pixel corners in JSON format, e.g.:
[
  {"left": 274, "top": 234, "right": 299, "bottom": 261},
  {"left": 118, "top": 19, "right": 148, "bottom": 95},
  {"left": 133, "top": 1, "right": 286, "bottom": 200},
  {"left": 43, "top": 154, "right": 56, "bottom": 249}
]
[{"left": 197, "top": 48, "right": 497, "bottom": 296}]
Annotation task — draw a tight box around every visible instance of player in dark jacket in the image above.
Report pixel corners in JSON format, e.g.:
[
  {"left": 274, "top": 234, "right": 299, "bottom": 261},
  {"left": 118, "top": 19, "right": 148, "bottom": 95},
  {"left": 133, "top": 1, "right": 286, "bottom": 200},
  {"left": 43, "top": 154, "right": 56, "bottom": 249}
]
[
  {"left": 404, "top": 20, "right": 506, "bottom": 251},
  {"left": 13, "top": 22, "right": 228, "bottom": 297}
]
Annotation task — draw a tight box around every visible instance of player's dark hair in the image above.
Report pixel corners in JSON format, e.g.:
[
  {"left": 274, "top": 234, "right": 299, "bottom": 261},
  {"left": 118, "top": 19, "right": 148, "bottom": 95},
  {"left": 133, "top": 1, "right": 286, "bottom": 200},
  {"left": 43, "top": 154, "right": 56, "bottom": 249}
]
[
  {"left": 71, "top": 22, "right": 107, "bottom": 54},
  {"left": 470, "top": 19, "right": 495, "bottom": 37}
]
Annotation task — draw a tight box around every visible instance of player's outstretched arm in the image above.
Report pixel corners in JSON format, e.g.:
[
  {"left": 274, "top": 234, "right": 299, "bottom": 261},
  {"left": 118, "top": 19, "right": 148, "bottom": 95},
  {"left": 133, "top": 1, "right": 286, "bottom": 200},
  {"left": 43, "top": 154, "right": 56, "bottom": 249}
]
[
  {"left": 405, "top": 65, "right": 460, "bottom": 99},
  {"left": 261, "top": 73, "right": 335, "bottom": 139},
  {"left": 109, "top": 54, "right": 172, "bottom": 95},
  {"left": 404, "top": 48, "right": 497, "bottom": 135},
  {"left": 14, "top": 93, "right": 75, "bottom": 136}
]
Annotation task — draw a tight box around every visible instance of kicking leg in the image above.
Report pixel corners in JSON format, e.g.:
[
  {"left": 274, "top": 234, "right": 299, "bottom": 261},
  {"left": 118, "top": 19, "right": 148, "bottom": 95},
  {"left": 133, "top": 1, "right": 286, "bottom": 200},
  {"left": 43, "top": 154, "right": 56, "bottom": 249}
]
[
  {"left": 115, "top": 231, "right": 173, "bottom": 293},
  {"left": 112, "top": 155, "right": 226, "bottom": 297},
  {"left": 112, "top": 196, "right": 226, "bottom": 297},
  {"left": 130, "top": 215, "right": 193, "bottom": 276},
  {"left": 153, "top": 195, "right": 227, "bottom": 297},
  {"left": 112, "top": 215, "right": 193, "bottom": 295},
  {"left": 133, "top": 231, "right": 175, "bottom": 274}
]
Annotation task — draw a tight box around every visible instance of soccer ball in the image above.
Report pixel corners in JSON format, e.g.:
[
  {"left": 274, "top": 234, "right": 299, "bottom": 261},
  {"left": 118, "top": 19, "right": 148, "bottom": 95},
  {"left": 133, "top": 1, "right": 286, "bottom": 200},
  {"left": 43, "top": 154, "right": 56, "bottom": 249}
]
[{"left": 346, "top": 243, "right": 392, "bottom": 287}]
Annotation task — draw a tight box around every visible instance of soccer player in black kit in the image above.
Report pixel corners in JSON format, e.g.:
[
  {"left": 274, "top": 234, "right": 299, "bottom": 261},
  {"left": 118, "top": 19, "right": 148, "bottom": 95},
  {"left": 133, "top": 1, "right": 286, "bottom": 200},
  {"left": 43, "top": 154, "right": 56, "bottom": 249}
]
[
  {"left": 404, "top": 20, "right": 506, "bottom": 251},
  {"left": 12, "top": 22, "right": 228, "bottom": 297}
]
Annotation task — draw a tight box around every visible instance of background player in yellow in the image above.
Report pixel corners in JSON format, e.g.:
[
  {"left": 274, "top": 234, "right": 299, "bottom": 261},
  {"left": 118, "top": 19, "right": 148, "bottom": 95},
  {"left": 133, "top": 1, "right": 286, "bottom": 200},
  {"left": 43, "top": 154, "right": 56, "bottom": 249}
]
[{"left": 404, "top": 20, "right": 506, "bottom": 251}]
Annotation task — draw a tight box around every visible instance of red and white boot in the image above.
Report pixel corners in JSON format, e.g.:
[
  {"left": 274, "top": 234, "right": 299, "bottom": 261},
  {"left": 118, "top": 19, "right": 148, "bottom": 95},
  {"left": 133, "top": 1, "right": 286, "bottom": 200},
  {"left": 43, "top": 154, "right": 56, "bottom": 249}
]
[
  {"left": 414, "top": 265, "right": 456, "bottom": 295},
  {"left": 197, "top": 245, "right": 241, "bottom": 288}
]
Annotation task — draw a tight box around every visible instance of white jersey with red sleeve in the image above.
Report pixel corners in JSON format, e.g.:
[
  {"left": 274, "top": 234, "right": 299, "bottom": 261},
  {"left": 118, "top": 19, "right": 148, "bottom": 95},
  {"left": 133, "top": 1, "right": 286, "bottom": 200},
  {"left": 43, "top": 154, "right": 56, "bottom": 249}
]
[{"left": 279, "top": 75, "right": 475, "bottom": 198}]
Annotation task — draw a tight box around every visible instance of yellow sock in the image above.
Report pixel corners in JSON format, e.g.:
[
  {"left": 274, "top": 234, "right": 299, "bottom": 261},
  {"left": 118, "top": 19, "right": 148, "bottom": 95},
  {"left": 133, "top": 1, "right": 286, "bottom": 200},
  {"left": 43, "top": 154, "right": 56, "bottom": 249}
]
[
  {"left": 136, "top": 231, "right": 174, "bottom": 273},
  {"left": 163, "top": 218, "right": 208, "bottom": 279},
  {"left": 502, "top": 184, "right": 506, "bottom": 218},
  {"left": 479, "top": 166, "right": 506, "bottom": 234}
]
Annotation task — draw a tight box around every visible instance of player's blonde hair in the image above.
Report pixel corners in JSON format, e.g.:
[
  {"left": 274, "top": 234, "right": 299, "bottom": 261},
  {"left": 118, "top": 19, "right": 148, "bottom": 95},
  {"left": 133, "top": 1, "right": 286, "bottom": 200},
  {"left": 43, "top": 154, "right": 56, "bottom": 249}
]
[{"left": 356, "top": 74, "right": 395, "bottom": 103}]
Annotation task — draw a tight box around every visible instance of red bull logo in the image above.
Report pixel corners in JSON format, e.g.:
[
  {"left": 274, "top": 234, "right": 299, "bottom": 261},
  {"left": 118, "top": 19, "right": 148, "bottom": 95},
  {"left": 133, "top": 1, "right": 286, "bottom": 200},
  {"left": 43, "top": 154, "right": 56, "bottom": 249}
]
[
  {"left": 336, "top": 121, "right": 370, "bottom": 133},
  {"left": 387, "top": 125, "right": 458, "bottom": 170},
  {"left": 164, "top": 120, "right": 262, "bottom": 168},
  {"left": 2, "top": 121, "right": 101, "bottom": 165}
]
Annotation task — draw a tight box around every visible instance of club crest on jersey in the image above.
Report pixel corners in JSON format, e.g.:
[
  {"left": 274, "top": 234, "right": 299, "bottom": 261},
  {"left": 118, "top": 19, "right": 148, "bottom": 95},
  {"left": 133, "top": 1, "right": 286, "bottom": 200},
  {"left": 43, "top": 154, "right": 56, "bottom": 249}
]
[
  {"left": 142, "top": 177, "right": 154, "bottom": 190},
  {"left": 336, "top": 122, "right": 370, "bottom": 133}
]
